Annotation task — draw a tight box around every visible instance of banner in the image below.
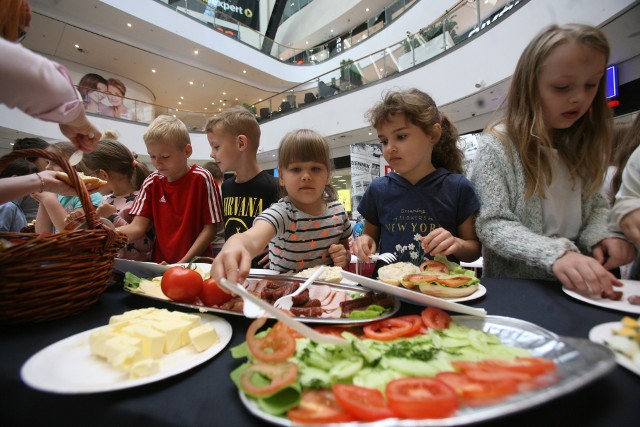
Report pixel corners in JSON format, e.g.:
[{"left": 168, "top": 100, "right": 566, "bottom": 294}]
[
  {"left": 202, "top": 0, "right": 260, "bottom": 30},
  {"left": 350, "top": 144, "right": 382, "bottom": 219}
]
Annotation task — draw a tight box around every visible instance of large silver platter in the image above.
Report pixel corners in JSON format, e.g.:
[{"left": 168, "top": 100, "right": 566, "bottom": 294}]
[
  {"left": 239, "top": 315, "right": 616, "bottom": 426},
  {"left": 124, "top": 274, "right": 400, "bottom": 325}
]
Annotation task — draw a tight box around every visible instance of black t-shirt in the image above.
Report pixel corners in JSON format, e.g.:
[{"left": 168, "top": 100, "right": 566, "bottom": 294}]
[{"left": 221, "top": 171, "right": 280, "bottom": 268}]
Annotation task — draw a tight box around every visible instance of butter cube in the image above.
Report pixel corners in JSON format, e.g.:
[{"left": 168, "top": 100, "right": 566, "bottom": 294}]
[
  {"left": 121, "top": 324, "right": 165, "bottom": 359},
  {"left": 129, "top": 359, "right": 160, "bottom": 379},
  {"left": 104, "top": 334, "right": 142, "bottom": 371},
  {"left": 109, "top": 308, "right": 156, "bottom": 325},
  {"left": 142, "top": 319, "right": 192, "bottom": 353},
  {"left": 89, "top": 327, "right": 118, "bottom": 358},
  {"left": 188, "top": 323, "right": 219, "bottom": 352}
]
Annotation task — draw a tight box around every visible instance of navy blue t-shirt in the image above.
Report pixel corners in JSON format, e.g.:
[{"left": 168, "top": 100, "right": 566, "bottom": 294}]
[{"left": 357, "top": 169, "right": 480, "bottom": 264}]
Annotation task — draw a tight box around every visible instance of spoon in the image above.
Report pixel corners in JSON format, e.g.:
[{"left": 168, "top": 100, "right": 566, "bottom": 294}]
[
  {"left": 68, "top": 150, "right": 83, "bottom": 166},
  {"left": 218, "top": 278, "right": 348, "bottom": 346}
]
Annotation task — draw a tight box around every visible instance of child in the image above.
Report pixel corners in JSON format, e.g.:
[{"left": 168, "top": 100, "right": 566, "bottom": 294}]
[
  {"left": 206, "top": 105, "right": 280, "bottom": 267},
  {"left": 352, "top": 88, "right": 481, "bottom": 267},
  {"left": 609, "top": 114, "right": 640, "bottom": 279},
  {"left": 78, "top": 138, "right": 154, "bottom": 261},
  {"left": 212, "top": 129, "right": 352, "bottom": 284},
  {"left": 33, "top": 140, "right": 103, "bottom": 233},
  {"left": 471, "top": 24, "right": 635, "bottom": 297},
  {"left": 116, "top": 115, "right": 223, "bottom": 264},
  {"left": 0, "top": 159, "right": 37, "bottom": 232}
]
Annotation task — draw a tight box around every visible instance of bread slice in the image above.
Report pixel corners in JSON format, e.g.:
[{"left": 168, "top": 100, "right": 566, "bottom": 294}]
[
  {"left": 377, "top": 262, "right": 420, "bottom": 286},
  {"left": 295, "top": 265, "right": 343, "bottom": 283},
  {"left": 56, "top": 171, "right": 107, "bottom": 190},
  {"left": 418, "top": 282, "right": 479, "bottom": 298}
]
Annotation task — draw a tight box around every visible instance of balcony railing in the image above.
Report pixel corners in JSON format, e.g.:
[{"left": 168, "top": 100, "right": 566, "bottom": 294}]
[{"left": 86, "top": 0, "right": 524, "bottom": 130}]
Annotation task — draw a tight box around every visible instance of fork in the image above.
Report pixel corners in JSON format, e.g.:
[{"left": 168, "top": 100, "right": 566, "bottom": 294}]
[
  {"left": 218, "top": 278, "right": 347, "bottom": 346},
  {"left": 274, "top": 265, "right": 325, "bottom": 311},
  {"left": 371, "top": 252, "right": 397, "bottom": 264}
]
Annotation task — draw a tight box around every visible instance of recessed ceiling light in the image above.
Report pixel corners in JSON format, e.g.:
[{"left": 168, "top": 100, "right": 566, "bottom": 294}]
[
  {"left": 259, "top": 99, "right": 262, "bottom": 102},
  {"left": 194, "top": 49, "right": 198, "bottom": 55},
  {"left": 330, "top": 29, "right": 334, "bottom": 33},
  {"left": 218, "top": 108, "right": 222, "bottom": 111},
  {"left": 152, "top": 69, "right": 156, "bottom": 73},
  {"left": 173, "top": 115, "right": 176, "bottom": 117},
  {"left": 127, "top": 23, "right": 132, "bottom": 27},
  {"left": 222, "top": 103, "right": 226, "bottom": 106},
  {"left": 211, "top": 102, "right": 215, "bottom": 105},
  {"left": 189, "top": 81, "right": 193, "bottom": 85},
  {"left": 222, "top": 92, "right": 226, "bottom": 95},
  {"left": 204, "top": 107, "right": 207, "bottom": 110},
  {"left": 368, "top": 132, "right": 372, "bottom": 135},
  {"left": 74, "top": 44, "right": 80, "bottom": 48},
  {"left": 366, "top": 8, "right": 369, "bottom": 12},
  {"left": 272, "top": 154, "right": 276, "bottom": 157},
  {"left": 242, "top": 70, "right": 247, "bottom": 73},
  {"left": 305, "top": 41, "right": 309, "bottom": 44},
  {"left": 178, "top": 102, "right": 182, "bottom": 105},
  {"left": 180, "top": 96, "right": 184, "bottom": 100},
  {"left": 235, "top": 98, "right": 238, "bottom": 101}
]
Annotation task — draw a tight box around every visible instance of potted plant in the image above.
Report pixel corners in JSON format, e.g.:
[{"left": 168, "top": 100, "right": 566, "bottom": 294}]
[
  {"left": 340, "top": 59, "right": 363, "bottom": 86},
  {"left": 242, "top": 102, "right": 257, "bottom": 115}
]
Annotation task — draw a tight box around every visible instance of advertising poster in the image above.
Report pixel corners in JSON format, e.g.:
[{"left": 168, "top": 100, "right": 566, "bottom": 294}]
[
  {"left": 350, "top": 143, "right": 382, "bottom": 219},
  {"left": 77, "top": 73, "right": 139, "bottom": 121}
]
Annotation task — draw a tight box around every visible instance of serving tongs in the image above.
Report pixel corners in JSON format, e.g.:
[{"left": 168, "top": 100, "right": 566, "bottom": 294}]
[{"left": 218, "top": 278, "right": 348, "bottom": 346}]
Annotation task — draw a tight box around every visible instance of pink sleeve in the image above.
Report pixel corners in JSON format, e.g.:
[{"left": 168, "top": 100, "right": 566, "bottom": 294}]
[{"left": 0, "top": 38, "right": 84, "bottom": 124}]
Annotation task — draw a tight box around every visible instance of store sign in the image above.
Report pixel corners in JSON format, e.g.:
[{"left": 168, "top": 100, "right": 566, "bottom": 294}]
[
  {"left": 203, "top": 0, "right": 260, "bottom": 30},
  {"left": 605, "top": 65, "right": 618, "bottom": 99}
]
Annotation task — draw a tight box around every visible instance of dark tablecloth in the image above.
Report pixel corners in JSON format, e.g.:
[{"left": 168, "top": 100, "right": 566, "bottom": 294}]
[{"left": 1, "top": 278, "right": 638, "bottom": 426}]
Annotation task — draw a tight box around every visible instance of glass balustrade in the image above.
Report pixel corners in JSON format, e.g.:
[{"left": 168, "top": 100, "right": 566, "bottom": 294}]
[{"left": 86, "top": 0, "right": 524, "bottom": 129}]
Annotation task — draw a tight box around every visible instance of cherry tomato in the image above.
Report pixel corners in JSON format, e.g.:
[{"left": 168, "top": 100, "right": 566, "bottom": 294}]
[
  {"left": 246, "top": 318, "right": 296, "bottom": 363},
  {"left": 420, "top": 260, "right": 449, "bottom": 274},
  {"left": 239, "top": 362, "right": 298, "bottom": 397},
  {"left": 161, "top": 266, "right": 203, "bottom": 302},
  {"left": 438, "top": 275, "right": 474, "bottom": 288},
  {"left": 332, "top": 384, "right": 395, "bottom": 421},
  {"left": 385, "top": 377, "right": 458, "bottom": 419},
  {"left": 436, "top": 371, "right": 517, "bottom": 406},
  {"left": 199, "top": 278, "right": 233, "bottom": 307},
  {"left": 421, "top": 307, "right": 451, "bottom": 330},
  {"left": 287, "top": 389, "right": 355, "bottom": 424},
  {"left": 362, "top": 318, "right": 413, "bottom": 341}
]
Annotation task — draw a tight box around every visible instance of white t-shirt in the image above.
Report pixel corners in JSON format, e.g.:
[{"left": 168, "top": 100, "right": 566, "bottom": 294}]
[{"left": 541, "top": 149, "right": 582, "bottom": 240}]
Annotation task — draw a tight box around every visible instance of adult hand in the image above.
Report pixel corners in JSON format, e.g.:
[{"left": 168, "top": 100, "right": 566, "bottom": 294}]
[
  {"left": 421, "top": 227, "right": 462, "bottom": 257},
  {"left": 59, "top": 118, "right": 101, "bottom": 153},
  {"left": 352, "top": 235, "right": 377, "bottom": 262},
  {"left": 328, "top": 243, "right": 348, "bottom": 268},
  {"left": 620, "top": 209, "right": 640, "bottom": 244},
  {"left": 552, "top": 251, "right": 622, "bottom": 298}
]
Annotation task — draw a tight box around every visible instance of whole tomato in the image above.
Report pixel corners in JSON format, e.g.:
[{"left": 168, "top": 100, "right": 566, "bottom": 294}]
[
  {"left": 199, "top": 278, "right": 233, "bottom": 307},
  {"left": 161, "top": 266, "right": 203, "bottom": 302}
]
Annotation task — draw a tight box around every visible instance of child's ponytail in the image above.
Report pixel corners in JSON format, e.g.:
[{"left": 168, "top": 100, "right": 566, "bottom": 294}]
[{"left": 432, "top": 112, "right": 463, "bottom": 174}]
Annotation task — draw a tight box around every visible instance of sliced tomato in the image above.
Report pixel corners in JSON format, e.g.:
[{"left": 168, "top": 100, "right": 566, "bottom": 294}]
[
  {"left": 452, "top": 361, "right": 532, "bottom": 383},
  {"left": 239, "top": 362, "right": 298, "bottom": 397},
  {"left": 437, "top": 275, "right": 474, "bottom": 287},
  {"left": 333, "top": 384, "right": 395, "bottom": 421},
  {"left": 395, "top": 315, "right": 423, "bottom": 336},
  {"left": 420, "top": 260, "right": 449, "bottom": 274},
  {"left": 363, "top": 318, "right": 413, "bottom": 341},
  {"left": 480, "top": 357, "right": 557, "bottom": 377},
  {"left": 386, "top": 377, "right": 458, "bottom": 419},
  {"left": 246, "top": 318, "right": 296, "bottom": 363},
  {"left": 436, "top": 371, "right": 517, "bottom": 406},
  {"left": 287, "top": 389, "right": 355, "bottom": 424},
  {"left": 403, "top": 273, "right": 443, "bottom": 283},
  {"left": 421, "top": 307, "right": 451, "bottom": 330}
]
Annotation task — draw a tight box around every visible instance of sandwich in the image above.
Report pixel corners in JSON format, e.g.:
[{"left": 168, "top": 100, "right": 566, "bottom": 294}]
[
  {"left": 377, "top": 262, "right": 421, "bottom": 285},
  {"left": 56, "top": 171, "right": 107, "bottom": 190},
  {"left": 400, "top": 255, "right": 480, "bottom": 298},
  {"left": 295, "top": 265, "right": 344, "bottom": 283}
]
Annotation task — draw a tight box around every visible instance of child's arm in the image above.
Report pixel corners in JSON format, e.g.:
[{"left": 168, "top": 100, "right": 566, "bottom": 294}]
[
  {"left": 116, "top": 215, "right": 151, "bottom": 242},
  {"left": 33, "top": 198, "right": 53, "bottom": 233},
  {"left": 421, "top": 214, "right": 481, "bottom": 262},
  {"left": 177, "top": 223, "right": 217, "bottom": 264},
  {"left": 32, "top": 192, "right": 70, "bottom": 232},
  {"left": 329, "top": 238, "right": 351, "bottom": 268},
  {"left": 211, "top": 220, "right": 275, "bottom": 285},
  {"left": 353, "top": 221, "right": 380, "bottom": 262}
]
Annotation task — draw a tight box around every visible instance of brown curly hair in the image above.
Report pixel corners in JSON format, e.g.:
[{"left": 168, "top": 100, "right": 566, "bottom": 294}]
[{"left": 366, "top": 88, "right": 463, "bottom": 174}]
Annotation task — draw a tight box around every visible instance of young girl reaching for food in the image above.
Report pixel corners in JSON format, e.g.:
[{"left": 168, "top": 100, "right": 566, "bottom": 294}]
[
  {"left": 470, "top": 24, "right": 635, "bottom": 297},
  {"left": 212, "top": 129, "right": 352, "bottom": 284},
  {"left": 33, "top": 141, "right": 103, "bottom": 233},
  {"left": 352, "top": 88, "right": 481, "bottom": 268},
  {"left": 77, "top": 138, "right": 154, "bottom": 261}
]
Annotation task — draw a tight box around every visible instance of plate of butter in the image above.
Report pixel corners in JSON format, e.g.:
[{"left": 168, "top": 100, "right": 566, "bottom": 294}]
[{"left": 21, "top": 308, "right": 232, "bottom": 393}]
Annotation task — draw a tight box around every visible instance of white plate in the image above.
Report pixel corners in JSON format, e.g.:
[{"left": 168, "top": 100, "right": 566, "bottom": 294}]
[
  {"left": 21, "top": 313, "right": 233, "bottom": 394},
  {"left": 239, "top": 315, "right": 615, "bottom": 426},
  {"left": 589, "top": 321, "right": 640, "bottom": 376},
  {"left": 563, "top": 280, "right": 640, "bottom": 314},
  {"left": 341, "top": 271, "right": 487, "bottom": 317},
  {"left": 114, "top": 259, "right": 279, "bottom": 278}
]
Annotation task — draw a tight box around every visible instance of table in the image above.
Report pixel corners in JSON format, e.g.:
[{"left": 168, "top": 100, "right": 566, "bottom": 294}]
[{"left": 1, "top": 278, "right": 638, "bottom": 426}]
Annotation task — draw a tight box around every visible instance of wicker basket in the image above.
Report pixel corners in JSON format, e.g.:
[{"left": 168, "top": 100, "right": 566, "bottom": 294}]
[{"left": 0, "top": 148, "right": 127, "bottom": 324}]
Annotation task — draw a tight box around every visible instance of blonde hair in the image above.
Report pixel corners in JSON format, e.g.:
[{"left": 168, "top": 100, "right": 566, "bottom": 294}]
[
  {"left": 278, "top": 129, "right": 337, "bottom": 202},
  {"left": 204, "top": 106, "right": 261, "bottom": 151},
  {"left": 144, "top": 115, "right": 190, "bottom": 148},
  {"left": 102, "top": 128, "right": 120, "bottom": 140},
  {"left": 489, "top": 24, "right": 611, "bottom": 199},
  {"left": 366, "top": 88, "right": 463, "bottom": 174},
  {"left": 79, "top": 139, "right": 151, "bottom": 190}
]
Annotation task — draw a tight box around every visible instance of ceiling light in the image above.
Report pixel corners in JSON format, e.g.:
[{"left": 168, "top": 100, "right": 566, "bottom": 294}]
[
  {"left": 178, "top": 102, "right": 182, "bottom": 105},
  {"left": 222, "top": 103, "right": 226, "bottom": 106},
  {"left": 235, "top": 98, "right": 238, "bottom": 101},
  {"left": 259, "top": 99, "right": 262, "bottom": 102},
  {"left": 272, "top": 154, "right": 276, "bottom": 157},
  {"left": 305, "top": 41, "right": 309, "bottom": 45},
  {"left": 180, "top": 96, "right": 184, "bottom": 99},
  {"left": 204, "top": 107, "right": 207, "bottom": 110},
  {"left": 189, "top": 81, "right": 194, "bottom": 85},
  {"left": 194, "top": 49, "right": 199, "bottom": 55},
  {"left": 74, "top": 44, "right": 79, "bottom": 48},
  {"left": 330, "top": 29, "right": 334, "bottom": 33},
  {"left": 127, "top": 23, "right": 132, "bottom": 27},
  {"left": 222, "top": 92, "right": 226, "bottom": 95},
  {"left": 218, "top": 108, "right": 222, "bottom": 111},
  {"left": 211, "top": 102, "right": 215, "bottom": 104},
  {"left": 366, "top": 8, "right": 369, "bottom": 12},
  {"left": 152, "top": 69, "right": 156, "bottom": 73},
  {"left": 243, "top": 70, "right": 247, "bottom": 74}
]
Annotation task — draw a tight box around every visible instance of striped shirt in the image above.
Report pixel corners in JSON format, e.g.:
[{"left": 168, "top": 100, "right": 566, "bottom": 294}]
[{"left": 256, "top": 197, "right": 352, "bottom": 273}]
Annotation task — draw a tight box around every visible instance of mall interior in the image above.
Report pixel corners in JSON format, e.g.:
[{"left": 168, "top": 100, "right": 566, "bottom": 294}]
[{"left": 1, "top": 0, "right": 639, "bottom": 212}]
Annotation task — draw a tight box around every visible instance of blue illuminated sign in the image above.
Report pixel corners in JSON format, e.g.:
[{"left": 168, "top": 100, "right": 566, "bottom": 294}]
[{"left": 605, "top": 65, "right": 618, "bottom": 99}]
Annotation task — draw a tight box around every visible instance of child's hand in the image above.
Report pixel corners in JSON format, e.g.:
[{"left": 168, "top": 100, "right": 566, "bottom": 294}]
[
  {"left": 552, "top": 251, "right": 622, "bottom": 298},
  {"left": 329, "top": 244, "right": 348, "bottom": 268},
  {"left": 593, "top": 238, "right": 636, "bottom": 270},
  {"left": 620, "top": 209, "right": 640, "bottom": 244},
  {"left": 211, "top": 238, "right": 252, "bottom": 285},
  {"left": 421, "top": 227, "right": 462, "bottom": 257},
  {"left": 353, "top": 235, "right": 377, "bottom": 262},
  {"left": 96, "top": 202, "right": 116, "bottom": 219}
]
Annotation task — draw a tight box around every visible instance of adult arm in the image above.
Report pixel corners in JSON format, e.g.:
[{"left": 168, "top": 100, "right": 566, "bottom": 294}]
[
  {"left": 0, "top": 172, "right": 75, "bottom": 205},
  {"left": 0, "top": 39, "right": 100, "bottom": 152}
]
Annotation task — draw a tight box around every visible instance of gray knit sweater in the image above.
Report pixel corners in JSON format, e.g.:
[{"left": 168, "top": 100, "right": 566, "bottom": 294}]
[{"left": 470, "top": 133, "right": 618, "bottom": 280}]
